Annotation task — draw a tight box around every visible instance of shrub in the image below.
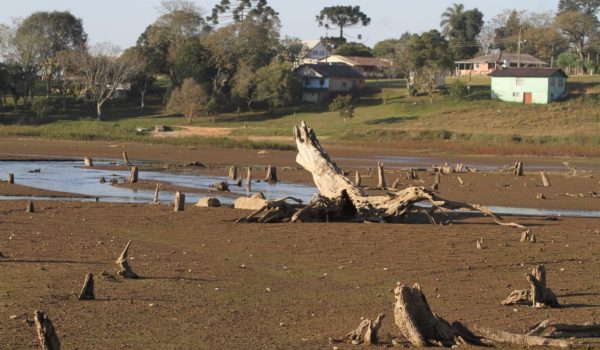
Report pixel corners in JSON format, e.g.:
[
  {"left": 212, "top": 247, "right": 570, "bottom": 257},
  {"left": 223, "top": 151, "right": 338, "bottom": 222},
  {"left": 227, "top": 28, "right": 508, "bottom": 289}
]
[
  {"left": 448, "top": 80, "right": 467, "bottom": 100},
  {"left": 31, "top": 98, "right": 55, "bottom": 120},
  {"left": 329, "top": 95, "right": 354, "bottom": 125}
]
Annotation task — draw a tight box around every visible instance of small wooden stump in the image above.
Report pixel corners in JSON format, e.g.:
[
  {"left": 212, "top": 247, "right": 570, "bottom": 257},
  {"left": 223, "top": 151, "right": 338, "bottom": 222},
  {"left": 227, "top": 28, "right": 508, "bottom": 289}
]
[
  {"left": 84, "top": 157, "right": 93, "bottom": 167},
  {"left": 122, "top": 152, "right": 131, "bottom": 166},
  {"left": 153, "top": 183, "right": 160, "bottom": 204},
  {"left": 457, "top": 176, "right": 464, "bottom": 185},
  {"left": 34, "top": 310, "right": 60, "bottom": 350},
  {"left": 441, "top": 162, "right": 453, "bottom": 175},
  {"left": 562, "top": 162, "right": 577, "bottom": 176},
  {"left": 228, "top": 166, "right": 238, "bottom": 180},
  {"left": 431, "top": 172, "right": 441, "bottom": 190},
  {"left": 174, "top": 191, "right": 185, "bottom": 212},
  {"left": 391, "top": 177, "right": 401, "bottom": 189},
  {"left": 455, "top": 163, "right": 464, "bottom": 173},
  {"left": 376, "top": 162, "right": 386, "bottom": 189},
  {"left": 344, "top": 313, "right": 385, "bottom": 345},
  {"left": 540, "top": 171, "right": 551, "bottom": 187},
  {"left": 246, "top": 167, "right": 252, "bottom": 192},
  {"left": 355, "top": 170, "right": 362, "bottom": 186},
  {"left": 501, "top": 264, "right": 558, "bottom": 308},
  {"left": 99, "top": 177, "right": 106, "bottom": 184},
  {"left": 116, "top": 240, "right": 139, "bottom": 279},
  {"left": 7, "top": 173, "right": 14, "bottom": 184},
  {"left": 265, "top": 165, "right": 278, "bottom": 183},
  {"left": 128, "top": 166, "right": 138, "bottom": 183},
  {"left": 214, "top": 181, "right": 230, "bottom": 192},
  {"left": 520, "top": 229, "right": 536, "bottom": 243},
  {"left": 26, "top": 201, "right": 35, "bottom": 213},
  {"left": 514, "top": 161, "right": 524, "bottom": 176},
  {"left": 406, "top": 168, "right": 418, "bottom": 180},
  {"left": 536, "top": 193, "right": 546, "bottom": 200},
  {"left": 78, "top": 273, "right": 95, "bottom": 300}
]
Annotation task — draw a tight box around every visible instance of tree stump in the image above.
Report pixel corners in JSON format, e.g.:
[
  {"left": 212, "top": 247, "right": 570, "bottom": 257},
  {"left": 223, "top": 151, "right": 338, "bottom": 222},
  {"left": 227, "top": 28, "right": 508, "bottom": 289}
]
[
  {"left": 406, "top": 168, "right": 418, "bottom": 180},
  {"left": 7, "top": 173, "right": 14, "bottom": 184},
  {"left": 128, "top": 166, "right": 138, "bottom": 183},
  {"left": 562, "top": 162, "right": 577, "bottom": 176},
  {"left": 529, "top": 265, "right": 558, "bottom": 308},
  {"left": 84, "top": 157, "right": 93, "bottom": 167},
  {"left": 520, "top": 229, "right": 536, "bottom": 243},
  {"left": 26, "top": 201, "right": 35, "bottom": 213},
  {"left": 441, "top": 163, "right": 453, "bottom": 175},
  {"left": 455, "top": 163, "right": 464, "bottom": 173},
  {"left": 431, "top": 172, "right": 441, "bottom": 190},
  {"left": 214, "top": 181, "right": 230, "bottom": 192},
  {"left": 78, "top": 273, "right": 95, "bottom": 300},
  {"left": 540, "top": 171, "right": 551, "bottom": 187},
  {"left": 174, "top": 191, "right": 185, "bottom": 212},
  {"left": 246, "top": 167, "right": 252, "bottom": 192},
  {"left": 344, "top": 313, "right": 385, "bottom": 345},
  {"left": 376, "top": 162, "right": 386, "bottom": 189},
  {"left": 116, "top": 240, "right": 138, "bottom": 279},
  {"left": 265, "top": 165, "right": 278, "bottom": 183},
  {"left": 122, "top": 151, "right": 131, "bottom": 166},
  {"left": 393, "top": 283, "right": 479, "bottom": 347},
  {"left": 355, "top": 170, "right": 362, "bottom": 186},
  {"left": 391, "top": 177, "right": 401, "bottom": 189},
  {"left": 153, "top": 183, "right": 160, "bottom": 204},
  {"left": 536, "top": 193, "right": 545, "bottom": 200},
  {"left": 514, "top": 161, "right": 524, "bottom": 176},
  {"left": 34, "top": 310, "right": 60, "bottom": 350},
  {"left": 228, "top": 166, "right": 238, "bottom": 180}
]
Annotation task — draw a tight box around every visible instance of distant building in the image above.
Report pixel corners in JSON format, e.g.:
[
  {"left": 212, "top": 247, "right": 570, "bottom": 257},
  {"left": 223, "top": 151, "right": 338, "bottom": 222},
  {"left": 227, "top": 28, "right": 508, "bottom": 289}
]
[
  {"left": 318, "top": 55, "right": 394, "bottom": 78},
  {"left": 300, "top": 40, "right": 330, "bottom": 63},
  {"left": 295, "top": 63, "right": 365, "bottom": 103},
  {"left": 455, "top": 52, "right": 547, "bottom": 77},
  {"left": 489, "top": 68, "right": 568, "bottom": 104}
]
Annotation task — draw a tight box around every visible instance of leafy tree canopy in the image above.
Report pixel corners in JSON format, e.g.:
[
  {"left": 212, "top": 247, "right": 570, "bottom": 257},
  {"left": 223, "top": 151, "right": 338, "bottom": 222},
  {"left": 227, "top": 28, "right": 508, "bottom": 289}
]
[
  {"left": 335, "top": 42, "right": 373, "bottom": 57},
  {"left": 316, "top": 6, "right": 370, "bottom": 40}
]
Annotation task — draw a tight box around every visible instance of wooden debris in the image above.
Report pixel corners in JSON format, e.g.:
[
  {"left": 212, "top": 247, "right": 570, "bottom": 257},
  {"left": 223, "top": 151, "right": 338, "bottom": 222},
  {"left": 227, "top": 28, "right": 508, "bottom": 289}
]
[
  {"left": 7, "top": 173, "right": 14, "bottom": 184},
  {"left": 501, "top": 289, "right": 532, "bottom": 305},
  {"left": 540, "top": 171, "right": 551, "bottom": 187},
  {"left": 116, "top": 240, "right": 139, "bottom": 279},
  {"left": 252, "top": 192, "right": 266, "bottom": 199},
  {"left": 536, "top": 193, "right": 545, "bottom": 200},
  {"left": 246, "top": 167, "right": 252, "bottom": 191},
  {"left": 455, "top": 163, "right": 464, "bottom": 173},
  {"left": 237, "top": 196, "right": 303, "bottom": 223},
  {"left": 265, "top": 165, "right": 278, "bottom": 183},
  {"left": 501, "top": 265, "right": 557, "bottom": 308},
  {"left": 228, "top": 166, "right": 238, "bottom": 180},
  {"left": 520, "top": 229, "right": 536, "bottom": 243},
  {"left": 406, "top": 168, "right": 418, "bottom": 180},
  {"left": 393, "top": 283, "right": 483, "bottom": 347},
  {"left": 128, "top": 166, "right": 138, "bottom": 183},
  {"left": 122, "top": 152, "right": 131, "bottom": 166},
  {"left": 391, "top": 177, "right": 401, "bottom": 189},
  {"left": 431, "top": 172, "right": 440, "bottom": 190},
  {"left": 34, "top": 310, "right": 60, "bottom": 350},
  {"left": 514, "top": 161, "right": 524, "bottom": 176},
  {"left": 78, "top": 273, "right": 95, "bottom": 300},
  {"left": 562, "top": 162, "right": 577, "bottom": 176},
  {"left": 174, "top": 191, "right": 185, "bottom": 212},
  {"left": 214, "top": 181, "right": 230, "bottom": 192},
  {"left": 527, "top": 319, "right": 600, "bottom": 338},
  {"left": 26, "top": 201, "right": 35, "bottom": 213},
  {"left": 153, "top": 183, "right": 160, "bottom": 204},
  {"left": 236, "top": 178, "right": 242, "bottom": 187},
  {"left": 355, "top": 170, "right": 362, "bottom": 186},
  {"left": 476, "top": 238, "right": 485, "bottom": 250},
  {"left": 344, "top": 313, "right": 385, "bottom": 345},
  {"left": 565, "top": 191, "right": 598, "bottom": 198},
  {"left": 441, "top": 162, "right": 453, "bottom": 175},
  {"left": 457, "top": 176, "right": 464, "bottom": 185},
  {"left": 84, "top": 157, "right": 93, "bottom": 167},
  {"left": 195, "top": 197, "right": 221, "bottom": 208},
  {"left": 376, "top": 162, "right": 386, "bottom": 189},
  {"left": 474, "top": 326, "right": 570, "bottom": 348}
]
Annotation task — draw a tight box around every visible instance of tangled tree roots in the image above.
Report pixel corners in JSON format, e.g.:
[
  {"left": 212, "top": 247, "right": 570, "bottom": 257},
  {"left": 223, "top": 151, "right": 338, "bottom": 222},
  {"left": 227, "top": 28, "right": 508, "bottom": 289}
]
[{"left": 238, "top": 121, "right": 526, "bottom": 226}]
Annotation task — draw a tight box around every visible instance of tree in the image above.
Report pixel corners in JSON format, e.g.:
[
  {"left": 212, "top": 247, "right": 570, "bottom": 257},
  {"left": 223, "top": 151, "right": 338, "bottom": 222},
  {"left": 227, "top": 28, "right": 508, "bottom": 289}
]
[
  {"left": 408, "top": 30, "right": 453, "bottom": 103},
  {"left": 316, "top": 6, "right": 371, "bottom": 40},
  {"left": 335, "top": 42, "right": 373, "bottom": 57},
  {"left": 555, "top": 11, "right": 598, "bottom": 61},
  {"left": 373, "top": 33, "right": 412, "bottom": 78},
  {"left": 122, "top": 46, "right": 157, "bottom": 109},
  {"left": 447, "top": 8, "right": 484, "bottom": 59},
  {"left": 207, "top": 0, "right": 279, "bottom": 26},
  {"left": 166, "top": 78, "right": 208, "bottom": 122},
  {"left": 329, "top": 95, "right": 354, "bottom": 125},
  {"left": 556, "top": 52, "right": 582, "bottom": 74},
  {"left": 558, "top": 0, "right": 600, "bottom": 15},
  {"left": 231, "top": 61, "right": 257, "bottom": 111},
  {"left": 62, "top": 45, "right": 143, "bottom": 120},
  {"left": 171, "top": 39, "right": 213, "bottom": 88},
  {"left": 440, "top": 3, "right": 465, "bottom": 37},
  {"left": 254, "top": 60, "right": 298, "bottom": 113}
]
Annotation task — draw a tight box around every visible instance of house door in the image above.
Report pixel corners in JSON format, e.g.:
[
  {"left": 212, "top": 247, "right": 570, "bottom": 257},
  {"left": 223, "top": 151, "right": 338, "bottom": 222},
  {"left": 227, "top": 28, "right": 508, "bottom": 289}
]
[{"left": 524, "top": 92, "right": 533, "bottom": 104}]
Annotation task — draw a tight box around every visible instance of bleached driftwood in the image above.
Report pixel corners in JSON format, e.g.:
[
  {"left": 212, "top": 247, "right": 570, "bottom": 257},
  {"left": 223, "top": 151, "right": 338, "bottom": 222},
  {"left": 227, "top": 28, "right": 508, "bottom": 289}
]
[
  {"left": 153, "top": 183, "right": 160, "bottom": 204},
  {"left": 34, "top": 310, "right": 60, "bottom": 350},
  {"left": 541, "top": 171, "right": 551, "bottom": 187},
  {"left": 78, "top": 273, "right": 95, "bottom": 300},
  {"left": 246, "top": 167, "right": 252, "bottom": 191},
  {"left": 527, "top": 319, "right": 600, "bottom": 338},
  {"left": 474, "top": 326, "right": 570, "bottom": 348},
  {"left": 236, "top": 197, "right": 303, "bottom": 223},
  {"left": 344, "top": 313, "right": 385, "bottom": 345},
  {"left": 355, "top": 170, "right": 362, "bottom": 186},
  {"left": 376, "top": 162, "right": 386, "bottom": 189},
  {"left": 116, "top": 240, "right": 138, "bottom": 279},
  {"left": 406, "top": 168, "right": 418, "bottom": 180},
  {"left": 501, "top": 265, "right": 558, "bottom": 308}
]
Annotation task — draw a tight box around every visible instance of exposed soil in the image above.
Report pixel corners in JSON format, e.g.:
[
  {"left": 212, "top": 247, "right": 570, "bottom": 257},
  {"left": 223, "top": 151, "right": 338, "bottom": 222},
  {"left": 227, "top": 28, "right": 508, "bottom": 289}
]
[{"left": 1, "top": 137, "right": 600, "bottom": 349}]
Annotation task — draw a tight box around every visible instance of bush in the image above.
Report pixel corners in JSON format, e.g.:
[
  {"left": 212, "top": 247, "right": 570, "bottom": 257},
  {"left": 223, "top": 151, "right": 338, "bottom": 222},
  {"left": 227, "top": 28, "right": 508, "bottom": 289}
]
[
  {"left": 448, "top": 81, "right": 467, "bottom": 100},
  {"left": 31, "top": 98, "right": 55, "bottom": 120},
  {"left": 329, "top": 95, "right": 354, "bottom": 125}
]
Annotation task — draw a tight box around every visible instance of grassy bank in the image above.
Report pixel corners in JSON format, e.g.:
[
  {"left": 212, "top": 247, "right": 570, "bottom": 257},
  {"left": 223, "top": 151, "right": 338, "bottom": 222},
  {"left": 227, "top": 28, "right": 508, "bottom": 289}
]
[{"left": 0, "top": 75, "right": 599, "bottom": 156}]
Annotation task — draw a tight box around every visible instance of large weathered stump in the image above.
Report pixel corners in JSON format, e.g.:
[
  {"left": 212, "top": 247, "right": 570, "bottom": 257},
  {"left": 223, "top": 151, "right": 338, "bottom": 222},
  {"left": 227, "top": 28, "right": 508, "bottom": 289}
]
[
  {"left": 128, "top": 166, "right": 138, "bottom": 183},
  {"left": 501, "top": 264, "right": 558, "bottom": 308},
  {"left": 354, "top": 170, "right": 362, "bottom": 186},
  {"left": 116, "top": 240, "right": 139, "bottom": 279},
  {"left": 265, "top": 165, "right": 278, "bottom": 183},
  {"left": 174, "top": 191, "right": 185, "bottom": 211},
  {"left": 34, "top": 310, "right": 60, "bottom": 350},
  {"left": 78, "top": 273, "right": 95, "bottom": 300}
]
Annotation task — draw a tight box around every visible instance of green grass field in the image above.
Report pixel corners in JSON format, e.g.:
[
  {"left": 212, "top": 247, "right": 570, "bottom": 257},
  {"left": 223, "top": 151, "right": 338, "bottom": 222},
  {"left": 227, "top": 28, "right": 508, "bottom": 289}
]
[{"left": 1, "top": 75, "right": 599, "bottom": 156}]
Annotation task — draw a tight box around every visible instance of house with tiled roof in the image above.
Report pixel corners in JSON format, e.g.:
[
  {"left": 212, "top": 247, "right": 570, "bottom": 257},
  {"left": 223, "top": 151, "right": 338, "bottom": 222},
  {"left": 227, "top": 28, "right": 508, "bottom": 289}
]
[
  {"left": 300, "top": 40, "right": 330, "bottom": 63},
  {"left": 455, "top": 51, "right": 547, "bottom": 77},
  {"left": 489, "top": 68, "right": 568, "bottom": 104},
  {"left": 295, "top": 63, "right": 365, "bottom": 103},
  {"left": 318, "top": 55, "right": 394, "bottom": 78}
]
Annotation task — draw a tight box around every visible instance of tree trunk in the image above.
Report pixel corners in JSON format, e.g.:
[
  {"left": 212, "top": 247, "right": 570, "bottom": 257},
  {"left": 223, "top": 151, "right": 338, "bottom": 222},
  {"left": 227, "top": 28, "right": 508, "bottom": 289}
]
[
  {"left": 528, "top": 265, "right": 558, "bottom": 308},
  {"left": 153, "top": 183, "right": 160, "bottom": 204},
  {"left": 355, "top": 170, "right": 362, "bottom": 186},
  {"left": 140, "top": 90, "right": 145, "bottom": 109},
  {"left": 228, "top": 166, "right": 238, "bottom": 180},
  {"left": 122, "top": 152, "right": 132, "bottom": 166},
  {"left": 514, "top": 161, "right": 524, "bottom": 176},
  {"left": 34, "top": 310, "right": 60, "bottom": 350},
  {"left": 96, "top": 102, "right": 103, "bottom": 121},
  {"left": 26, "top": 201, "right": 35, "bottom": 213}
]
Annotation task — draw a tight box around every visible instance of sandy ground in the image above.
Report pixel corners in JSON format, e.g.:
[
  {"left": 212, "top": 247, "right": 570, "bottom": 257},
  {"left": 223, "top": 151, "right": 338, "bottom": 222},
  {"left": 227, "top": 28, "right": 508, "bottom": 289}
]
[
  {"left": 1, "top": 137, "right": 600, "bottom": 349},
  {"left": 0, "top": 181, "right": 92, "bottom": 198}
]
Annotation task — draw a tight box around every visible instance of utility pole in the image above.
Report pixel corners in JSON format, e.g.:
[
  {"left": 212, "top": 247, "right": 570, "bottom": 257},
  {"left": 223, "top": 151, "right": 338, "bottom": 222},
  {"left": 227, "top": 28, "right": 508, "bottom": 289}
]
[{"left": 517, "top": 27, "right": 522, "bottom": 68}]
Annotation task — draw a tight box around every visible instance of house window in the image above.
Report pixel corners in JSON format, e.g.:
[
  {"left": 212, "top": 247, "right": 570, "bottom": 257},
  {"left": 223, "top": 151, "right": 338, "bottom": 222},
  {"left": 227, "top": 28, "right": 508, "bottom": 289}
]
[
  {"left": 516, "top": 78, "right": 524, "bottom": 86},
  {"left": 513, "top": 92, "right": 521, "bottom": 97},
  {"left": 549, "top": 78, "right": 556, "bottom": 86},
  {"left": 474, "top": 63, "right": 479, "bottom": 69}
]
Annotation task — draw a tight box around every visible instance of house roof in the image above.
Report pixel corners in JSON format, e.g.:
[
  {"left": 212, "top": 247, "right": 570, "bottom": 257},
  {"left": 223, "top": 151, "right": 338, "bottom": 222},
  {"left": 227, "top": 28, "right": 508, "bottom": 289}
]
[
  {"left": 301, "top": 40, "right": 323, "bottom": 50},
  {"left": 319, "top": 55, "right": 394, "bottom": 68},
  {"left": 455, "top": 52, "right": 547, "bottom": 66},
  {"left": 489, "top": 68, "right": 568, "bottom": 78},
  {"left": 296, "top": 64, "right": 365, "bottom": 79}
]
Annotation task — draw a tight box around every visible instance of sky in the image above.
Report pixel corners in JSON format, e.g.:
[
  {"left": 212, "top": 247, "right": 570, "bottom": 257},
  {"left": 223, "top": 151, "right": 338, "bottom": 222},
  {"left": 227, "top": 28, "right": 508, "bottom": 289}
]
[{"left": 0, "top": 0, "right": 557, "bottom": 49}]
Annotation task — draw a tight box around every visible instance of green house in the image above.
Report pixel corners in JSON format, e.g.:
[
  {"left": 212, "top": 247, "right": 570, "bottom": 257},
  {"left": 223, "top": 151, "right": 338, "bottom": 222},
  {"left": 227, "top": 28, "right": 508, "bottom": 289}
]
[{"left": 489, "top": 68, "right": 568, "bottom": 104}]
